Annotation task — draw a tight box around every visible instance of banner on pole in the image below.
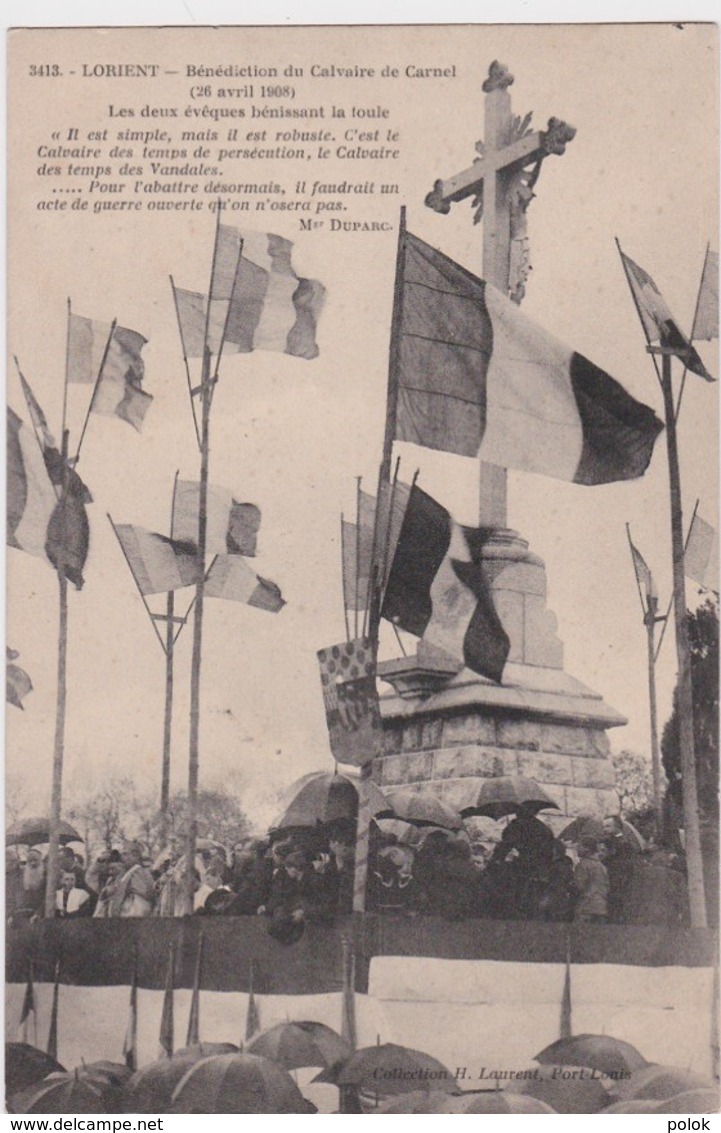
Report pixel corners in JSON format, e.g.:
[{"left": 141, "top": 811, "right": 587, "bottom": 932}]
[{"left": 317, "top": 638, "right": 382, "bottom": 768}]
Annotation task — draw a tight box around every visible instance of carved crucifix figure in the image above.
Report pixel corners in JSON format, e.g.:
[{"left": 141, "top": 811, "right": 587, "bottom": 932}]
[{"left": 425, "top": 61, "right": 575, "bottom": 526}]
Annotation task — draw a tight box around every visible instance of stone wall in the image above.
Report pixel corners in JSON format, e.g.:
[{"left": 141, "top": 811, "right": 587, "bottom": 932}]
[{"left": 374, "top": 707, "right": 620, "bottom": 833}]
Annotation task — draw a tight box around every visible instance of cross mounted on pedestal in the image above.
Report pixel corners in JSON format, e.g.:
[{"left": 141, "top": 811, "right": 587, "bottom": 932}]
[{"left": 424, "top": 60, "right": 576, "bottom": 526}]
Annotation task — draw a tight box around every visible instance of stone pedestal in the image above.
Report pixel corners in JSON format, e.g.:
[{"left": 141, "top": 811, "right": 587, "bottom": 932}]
[{"left": 376, "top": 532, "right": 625, "bottom": 833}]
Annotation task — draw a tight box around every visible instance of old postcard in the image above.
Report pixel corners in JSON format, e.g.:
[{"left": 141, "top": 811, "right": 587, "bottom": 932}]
[{"left": 5, "top": 21, "right": 719, "bottom": 1117}]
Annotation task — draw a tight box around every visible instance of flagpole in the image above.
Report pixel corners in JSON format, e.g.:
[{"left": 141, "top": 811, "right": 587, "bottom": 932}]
[
  {"left": 354, "top": 478, "right": 362, "bottom": 639},
  {"left": 674, "top": 242, "right": 711, "bottom": 422},
  {"left": 185, "top": 345, "right": 213, "bottom": 915},
  {"left": 655, "top": 498, "right": 699, "bottom": 661},
  {"left": 656, "top": 346, "right": 707, "bottom": 927},
  {"left": 47, "top": 957, "right": 61, "bottom": 1060},
  {"left": 353, "top": 207, "right": 407, "bottom": 916},
  {"left": 62, "top": 298, "right": 72, "bottom": 441},
  {"left": 74, "top": 319, "right": 117, "bottom": 465},
  {"left": 106, "top": 514, "right": 166, "bottom": 652},
  {"left": 625, "top": 524, "right": 664, "bottom": 835},
  {"left": 160, "top": 472, "right": 181, "bottom": 846},
  {"left": 186, "top": 930, "right": 204, "bottom": 1046},
  {"left": 169, "top": 275, "right": 201, "bottom": 450},
  {"left": 44, "top": 426, "right": 70, "bottom": 919}
]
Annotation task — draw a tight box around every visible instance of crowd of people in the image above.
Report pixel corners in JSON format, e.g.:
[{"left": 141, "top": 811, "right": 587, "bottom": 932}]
[{"left": 5, "top": 807, "right": 689, "bottom": 941}]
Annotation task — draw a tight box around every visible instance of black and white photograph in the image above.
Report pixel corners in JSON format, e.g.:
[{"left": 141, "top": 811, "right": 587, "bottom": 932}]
[{"left": 4, "top": 15, "right": 719, "bottom": 1118}]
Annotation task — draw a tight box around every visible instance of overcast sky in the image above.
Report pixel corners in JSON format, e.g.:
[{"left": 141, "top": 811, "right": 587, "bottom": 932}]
[{"left": 6, "top": 21, "right": 718, "bottom": 831}]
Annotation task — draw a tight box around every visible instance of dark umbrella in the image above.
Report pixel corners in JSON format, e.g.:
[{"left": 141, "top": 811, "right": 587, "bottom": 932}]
[
  {"left": 382, "top": 790, "right": 462, "bottom": 831},
  {"left": 453, "top": 1092, "right": 557, "bottom": 1114},
  {"left": 315, "top": 1042, "right": 456, "bottom": 1096},
  {"left": 534, "top": 1034, "right": 647, "bottom": 1076},
  {"left": 514, "top": 1064, "right": 609, "bottom": 1114},
  {"left": 122, "top": 1053, "right": 209, "bottom": 1114},
  {"left": 170, "top": 1052, "right": 310, "bottom": 1113},
  {"left": 4, "top": 1042, "right": 65, "bottom": 1096},
  {"left": 612, "top": 1063, "right": 712, "bottom": 1102},
  {"left": 560, "top": 815, "right": 645, "bottom": 852},
  {"left": 603, "top": 1098, "right": 661, "bottom": 1113},
  {"left": 175, "top": 1043, "right": 239, "bottom": 1058},
  {"left": 10, "top": 1071, "right": 108, "bottom": 1114},
  {"left": 80, "top": 1061, "right": 133, "bottom": 1087},
  {"left": 272, "top": 771, "right": 391, "bottom": 829},
  {"left": 247, "top": 1020, "right": 351, "bottom": 1070},
  {"left": 377, "top": 1090, "right": 461, "bottom": 1114},
  {"left": 657, "top": 1089, "right": 719, "bottom": 1113},
  {"left": 459, "top": 776, "right": 560, "bottom": 820},
  {"left": 6, "top": 817, "right": 83, "bottom": 847},
  {"left": 5, "top": 1044, "right": 65, "bottom": 1099}
]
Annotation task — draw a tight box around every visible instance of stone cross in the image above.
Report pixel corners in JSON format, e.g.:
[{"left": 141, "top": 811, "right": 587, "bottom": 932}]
[{"left": 425, "top": 61, "right": 575, "bottom": 527}]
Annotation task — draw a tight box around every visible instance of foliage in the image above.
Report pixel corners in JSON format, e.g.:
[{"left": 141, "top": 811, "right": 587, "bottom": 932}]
[
  {"left": 611, "top": 749, "right": 654, "bottom": 817},
  {"left": 67, "top": 776, "right": 251, "bottom": 860},
  {"left": 661, "top": 597, "right": 719, "bottom": 819}
]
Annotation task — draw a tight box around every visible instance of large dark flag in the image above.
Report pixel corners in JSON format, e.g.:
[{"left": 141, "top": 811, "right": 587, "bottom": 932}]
[
  {"left": 394, "top": 231, "right": 664, "bottom": 482},
  {"left": 381, "top": 485, "right": 511, "bottom": 684},
  {"left": 620, "top": 250, "right": 715, "bottom": 382}
]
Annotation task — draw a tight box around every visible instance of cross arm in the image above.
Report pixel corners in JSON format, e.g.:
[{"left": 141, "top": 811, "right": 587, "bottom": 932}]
[{"left": 425, "top": 117, "right": 575, "bottom": 214}]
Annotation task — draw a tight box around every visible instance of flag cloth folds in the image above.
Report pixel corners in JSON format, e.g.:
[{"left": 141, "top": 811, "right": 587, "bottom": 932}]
[
  {"left": 68, "top": 314, "right": 153, "bottom": 431},
  {"left": 394, "top": 231, "right": 664, "bottom": 483},
  {"left": 177, "top": 226, "right": 326, "bottom": 359},
  {"left": 620, "top": 250, "right": 715, "bottom": 381},
  {"left": 114, "top": 524, "right": 202, "bottom": 595},
  {"left": 7, "top": 407, "right": 58, "bottom": 563},
  {"left": 693, "top": 248, "right": 719, "bottom": 342},
  {"left": 19, "top": 372, "right": 55, "bottom": 448},
  {"left": 559, "top": 949, "right": 572, "bottom": 1040},
  {"left": 685, "top": 511, "right": 719, "bottom": 591},
  {"left": 205, "top": 555, "right": 285, "bottom": 611},
  {"left": 341, "top": 489, "right": 376, "bottom": 613},
  {"left": 185, "top": 933, "right": 204, "bottom": 1047},
  {"left": 381, "top": 484, "right": 511, "bottom": 683},
  {"left": 628, "top": 533, "right": 657, "bottom": 604},
  {"left": 7, "top": 647, "right": 32, "bottom": 710},
  {"left": 317, "top": 638, "right": 383, "bottom": 768},
  {"left": 244, "top": 963, "right": 260, "bottom": 1043},
  {"left": 158, "top": 945, "right": 174, "bottom": 1059},
  {"left": 123, "top": 950, "right": 139, "bottom": 1071},
  {"left": 173, "top": 480, "right": 260, "bottom": 557},
  {"left": 47, "top": 960, "right": 61, "bottom": 1061},
  {"left": 18, "top": 962, "right": 37, "bottom": 1046}
]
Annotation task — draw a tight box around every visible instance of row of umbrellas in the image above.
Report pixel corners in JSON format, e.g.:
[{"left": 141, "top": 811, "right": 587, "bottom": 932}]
[
  {"left": 7, "top": 777, "right": 646, "bottom": 851},
  {"left": 8, "top": 1030, "right": 717, "bottom": 1114}
]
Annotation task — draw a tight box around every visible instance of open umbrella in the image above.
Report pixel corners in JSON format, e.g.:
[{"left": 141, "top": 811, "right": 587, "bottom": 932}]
[
  {"left": 272, "top": 771, "right": 392, "bottom": 830},
  {"left": 10, "top": 1071, "right": 108, "bottom": 1114},
  {"left": 122, "top": 1053, "right": 209, "bottom": 1113},
  {"left": 315, "top": 1042, "right": 456, "bottom": 1096},
  {"left": 247, "top": 1021, "right": 351, "bottom": 1070},
  {"left": 534, "top": 1034, "right": 647, "bottom": 1076},
  {"left": 560, "top": 815, "right": 645, "bottom": 852},
  {"left": 459, "top": 776, "right": 560, "bottom": 820},
  {"left": 175, "top": 1043, "right": 239, "bottom": 1059},
  {"left": 453, "top": 1092, "right": 557, "bottom": 1114},
  {"left": 656, "top": 1088, "right": 719, "bottom": 1113},
  {"left": 513, "top": 1064, "right": 610, "bottom": 1114},
  {"left": 170, "top": 1052, "right": 310, "bottom": 1113},
  {"left": 382, "top": 790, "right": 462, "bottom": 831},
  {"left": 611, "top": 1063, "right": 713, "bottom": 1102},
  {"left": 6, "top": 817, "right": 83, "bottom": 847},
  {"left": 5, "top": 1044, "right": 65, "bottom": 1098}
]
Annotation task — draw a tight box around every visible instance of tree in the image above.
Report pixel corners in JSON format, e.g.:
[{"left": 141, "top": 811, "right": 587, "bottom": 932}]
[
  {"left": 67, "top": 778, "right": 252, "bottom": 861},
  {"left": 612, "top": 749, "right": 654, "bottom": 817},
  {"left": 661, "top": 597, "right": 719, "bottom": 925},
  {"left": 661, "top": 597, "right": 719, "bottom": 820}
]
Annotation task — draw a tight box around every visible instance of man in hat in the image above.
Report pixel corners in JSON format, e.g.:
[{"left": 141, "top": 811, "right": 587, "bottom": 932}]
[
  {"left": 107, "top": 842, "right": 156, "bottom": 917},
  {"left": 572, "top": 836, "right": 609, "bottom": 923}
]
